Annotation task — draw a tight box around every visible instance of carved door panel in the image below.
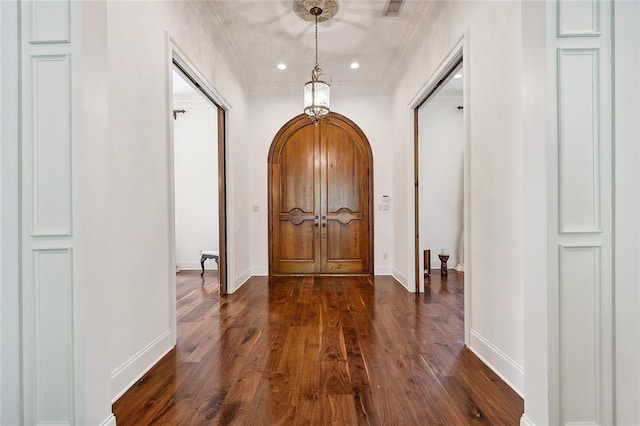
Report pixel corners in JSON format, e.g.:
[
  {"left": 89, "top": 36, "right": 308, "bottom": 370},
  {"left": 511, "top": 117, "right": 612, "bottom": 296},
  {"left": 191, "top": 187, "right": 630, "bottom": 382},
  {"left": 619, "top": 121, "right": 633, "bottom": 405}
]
[
  {"left": 269, "top": 113, "right": 372, "bottom": 275},
  {"left": 271, "top": 122, "right": 320, "bottom": 274},
  {"left": 320, "top": 117, "right": 370, "bottom": 273}
]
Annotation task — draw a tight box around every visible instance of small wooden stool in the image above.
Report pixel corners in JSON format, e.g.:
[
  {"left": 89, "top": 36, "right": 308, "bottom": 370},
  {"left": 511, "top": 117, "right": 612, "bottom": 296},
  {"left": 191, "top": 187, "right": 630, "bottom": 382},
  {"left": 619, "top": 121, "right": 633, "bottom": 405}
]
[{"left": 200, "top": 250, "right": 219, "bottom": 276}]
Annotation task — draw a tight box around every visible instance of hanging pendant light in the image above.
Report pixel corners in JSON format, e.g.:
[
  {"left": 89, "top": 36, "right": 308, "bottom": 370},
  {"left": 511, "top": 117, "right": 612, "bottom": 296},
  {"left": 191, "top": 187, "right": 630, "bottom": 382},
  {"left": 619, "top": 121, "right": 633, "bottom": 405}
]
[{"left": 303, "top": 6, "right": 331, "bottom": 122}]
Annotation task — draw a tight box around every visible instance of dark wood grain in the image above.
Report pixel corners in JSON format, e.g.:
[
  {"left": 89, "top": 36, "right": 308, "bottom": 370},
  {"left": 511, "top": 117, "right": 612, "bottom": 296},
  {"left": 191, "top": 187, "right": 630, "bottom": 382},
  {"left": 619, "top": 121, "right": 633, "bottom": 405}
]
[
  {"left": 268, "top": 113, "right": 374, "bottom": 275},
  {"left": 414, "top": 106, "right": 421, "bottom": 293},
  {"left": 113, "top": 271, "right": 523, "bottom": 425},
  {"left": 217, "top": 107, "right": 227, "bottom": 296}
]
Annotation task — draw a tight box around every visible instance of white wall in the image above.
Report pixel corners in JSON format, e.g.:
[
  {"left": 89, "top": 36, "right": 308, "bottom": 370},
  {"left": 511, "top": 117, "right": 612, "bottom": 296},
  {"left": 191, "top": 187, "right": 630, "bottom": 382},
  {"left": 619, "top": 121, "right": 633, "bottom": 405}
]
[
  {"left": 247, "top": 93, "right": 394, "bottom": 276},
  {"left": 419, "top": 93, "right": 464, "bottom": 268},
  {"left": 79, "top": 2, "right": 115, "bottom": 423},
  {"left": 614, "top": 2, "right": 640, "bottom": 423},
  {"left": 0, "top": 1, "right": 21, "bottom": 423},
  {"left": 391, "top": 0, "right": 524, "bottom": 394},
  {"left": 520, "top": 1, "right": 549, "bottom": 424},
  {"left": 104, "top": 1, "right": 250, "bottom": 402},
  {"left": 173, "top": 95, "right": 219, "bottom": 270}
]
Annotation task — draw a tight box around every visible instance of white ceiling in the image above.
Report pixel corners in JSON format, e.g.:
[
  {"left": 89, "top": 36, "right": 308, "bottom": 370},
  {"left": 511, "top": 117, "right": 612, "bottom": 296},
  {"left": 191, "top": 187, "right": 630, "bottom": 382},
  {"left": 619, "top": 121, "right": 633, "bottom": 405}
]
[{"left": 200, "top": 0, "right": 439, "bottom": 95}]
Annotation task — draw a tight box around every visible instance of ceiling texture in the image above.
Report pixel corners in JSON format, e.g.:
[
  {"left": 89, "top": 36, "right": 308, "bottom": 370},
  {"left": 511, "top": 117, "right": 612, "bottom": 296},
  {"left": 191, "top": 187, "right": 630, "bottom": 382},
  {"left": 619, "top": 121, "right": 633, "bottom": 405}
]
[{"left": 196, "top": 0, "right": 440, "bottom": 96}]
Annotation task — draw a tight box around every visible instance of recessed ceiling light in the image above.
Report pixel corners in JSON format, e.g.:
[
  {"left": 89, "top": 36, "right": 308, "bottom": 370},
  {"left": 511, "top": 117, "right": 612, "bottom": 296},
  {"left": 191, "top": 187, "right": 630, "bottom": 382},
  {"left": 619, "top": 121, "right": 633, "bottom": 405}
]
[
  {"left": 453, "top": 72, "right": 463, "bottom": 79},
  {"left": 277, "top": 63, "right": 287, "bottom": 70},
  {"left": 350, "top": 62, "right": 360, "bottom": 69}
]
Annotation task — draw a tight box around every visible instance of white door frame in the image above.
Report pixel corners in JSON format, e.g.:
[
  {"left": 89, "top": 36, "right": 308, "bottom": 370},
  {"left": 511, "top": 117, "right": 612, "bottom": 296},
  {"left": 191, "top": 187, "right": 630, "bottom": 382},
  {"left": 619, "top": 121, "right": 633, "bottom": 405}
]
[
  {"left": 165, "top": 34, "right": 232, "bottom": 346},
  {"left": 409, "top": 33, "right": 472, "bottom": 344}
]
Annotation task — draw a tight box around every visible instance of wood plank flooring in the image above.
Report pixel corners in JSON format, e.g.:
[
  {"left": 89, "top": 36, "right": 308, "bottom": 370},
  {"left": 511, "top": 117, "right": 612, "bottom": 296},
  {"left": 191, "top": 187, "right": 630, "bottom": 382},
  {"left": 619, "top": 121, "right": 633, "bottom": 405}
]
[{"left": 113, "top": 271, "right": 523, "bottom": 425}]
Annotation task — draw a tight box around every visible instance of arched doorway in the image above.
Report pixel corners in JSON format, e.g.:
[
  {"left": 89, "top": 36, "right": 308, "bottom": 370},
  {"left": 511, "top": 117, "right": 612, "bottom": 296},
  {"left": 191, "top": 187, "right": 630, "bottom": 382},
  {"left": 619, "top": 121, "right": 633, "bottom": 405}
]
[{"left": 268, "top": 112, "right": 373, "bottom": 275}]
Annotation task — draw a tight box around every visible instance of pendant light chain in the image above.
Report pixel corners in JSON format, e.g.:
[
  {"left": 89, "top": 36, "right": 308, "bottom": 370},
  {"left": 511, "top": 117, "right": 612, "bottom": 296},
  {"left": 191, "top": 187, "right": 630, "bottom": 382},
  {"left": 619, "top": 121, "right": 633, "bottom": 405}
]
[
  {"left": 314, "top": 13, "right": 319, "bottom": 69},
  {"left": 302, "top": 4, "right": 331, "bottom": 122}
]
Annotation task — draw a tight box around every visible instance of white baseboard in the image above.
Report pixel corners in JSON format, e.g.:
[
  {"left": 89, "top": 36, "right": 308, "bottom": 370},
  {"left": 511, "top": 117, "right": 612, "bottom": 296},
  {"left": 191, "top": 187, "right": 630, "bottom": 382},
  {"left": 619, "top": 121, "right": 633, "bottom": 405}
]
[
  {"left": 100, "top": 414, "right": 117, "bottom": 426},
  {"left": 392, "top": 268, "right": 409, "bottom": 289},
  {"left": 110, "top": 330, "right": 173, "bottom": 403},
  {"left": 469, "top": 329, "right": 524, "bottom": 396},
  {"left": 251, "top": 266, "right": 268, "bottom": 276},
  {"left": 374, "top": 265, "right": 392, "bottom": 275},
  {"left": 232, "top": 268, "right": 252, "bottom": 293},
  {"left": 177, "top": 261, "right": 217, "bottom": 270},
  {"left": 520, "top": 414, "right": 535, "bottom": 426}
]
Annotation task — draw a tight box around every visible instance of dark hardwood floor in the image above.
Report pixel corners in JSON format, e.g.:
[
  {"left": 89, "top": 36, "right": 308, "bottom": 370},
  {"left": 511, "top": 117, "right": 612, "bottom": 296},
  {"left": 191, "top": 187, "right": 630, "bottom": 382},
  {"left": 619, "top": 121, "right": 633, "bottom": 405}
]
[{"left": 113, "top": 271, "right": 523, "bottom": 425}]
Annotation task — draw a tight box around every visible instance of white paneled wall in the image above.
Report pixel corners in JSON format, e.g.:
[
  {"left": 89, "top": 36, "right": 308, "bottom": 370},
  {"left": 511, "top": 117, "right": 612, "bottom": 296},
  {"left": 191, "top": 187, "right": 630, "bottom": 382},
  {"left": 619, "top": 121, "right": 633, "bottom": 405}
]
[
  {"left": 29, "top": 0, "right": 70, "bottom": 43},
  {"left": 557, "top": 48, "right": 601, "bottom": 233},
  {"left": 20, "top": 1, "right": 80, "bottom": 424},
  {"left": 613, "top": 2, "right": 640, "bottom": 423},
  {"left": 1, "top": 1, "right": 22, "bottom": 424},
  {"left": 548, "top": 1, "right": 614, "bottom": 424},
  {"left": 31, "top": 54, "right": 72, "bottom": 235}
]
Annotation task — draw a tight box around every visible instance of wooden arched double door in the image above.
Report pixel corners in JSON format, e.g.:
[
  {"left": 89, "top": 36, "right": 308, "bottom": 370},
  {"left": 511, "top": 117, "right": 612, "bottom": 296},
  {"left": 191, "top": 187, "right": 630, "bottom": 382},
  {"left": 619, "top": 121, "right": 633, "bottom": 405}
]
[{"left": 268, "top": 113, "right": 373, "bottom": 275}]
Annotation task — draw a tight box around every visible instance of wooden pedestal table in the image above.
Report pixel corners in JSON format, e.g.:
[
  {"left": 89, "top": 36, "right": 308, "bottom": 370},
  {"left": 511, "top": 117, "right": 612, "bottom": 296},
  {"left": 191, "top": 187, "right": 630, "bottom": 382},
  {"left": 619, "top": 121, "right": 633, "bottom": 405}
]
[{"left": 438, "top": 253, "right": 450, "bottom": 277}]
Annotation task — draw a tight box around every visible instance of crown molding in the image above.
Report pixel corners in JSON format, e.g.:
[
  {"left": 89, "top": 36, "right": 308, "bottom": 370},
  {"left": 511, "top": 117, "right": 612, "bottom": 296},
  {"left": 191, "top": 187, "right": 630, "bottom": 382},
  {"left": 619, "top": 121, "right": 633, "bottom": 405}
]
[
  {"left": 197, "top": 2, "right": 253, "bottom": 90},
  {"left": 196, "top": 1, "right": 441, "bottom": 96},
  {"left": 383, "top": 0, "right": 442, "bottom": 89}
]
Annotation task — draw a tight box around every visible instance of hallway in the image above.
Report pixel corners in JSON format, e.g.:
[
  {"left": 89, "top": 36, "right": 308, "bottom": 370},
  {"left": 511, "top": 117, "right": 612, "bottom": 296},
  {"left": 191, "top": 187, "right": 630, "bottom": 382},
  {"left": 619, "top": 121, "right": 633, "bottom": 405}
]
[{"left": 113, "top": 273, "right": 522, "bottom": 424}]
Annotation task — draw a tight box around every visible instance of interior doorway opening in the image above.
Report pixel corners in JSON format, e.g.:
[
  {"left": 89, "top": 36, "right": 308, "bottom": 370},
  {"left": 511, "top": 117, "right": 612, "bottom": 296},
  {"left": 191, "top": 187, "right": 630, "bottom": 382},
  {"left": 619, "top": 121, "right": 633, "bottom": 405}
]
[
  {"left": 171, "top": 66, "right": 221, "bottom": 280},
  {"left": 418, "top": 62, "right": 464, "bottom": 279},
  {"left": 414, "top": 51, "right": 468, "bottom": 337},
  {"left": 167, "top": 52, "right": 228, "bottom": 314}
]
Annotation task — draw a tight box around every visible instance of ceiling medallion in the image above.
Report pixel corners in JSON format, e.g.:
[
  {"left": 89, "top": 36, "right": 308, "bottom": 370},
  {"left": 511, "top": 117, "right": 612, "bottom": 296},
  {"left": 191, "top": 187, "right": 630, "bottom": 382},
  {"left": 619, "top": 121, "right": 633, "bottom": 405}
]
[{"left": 293, "top": 0, "right": 339, "bottom": 23}]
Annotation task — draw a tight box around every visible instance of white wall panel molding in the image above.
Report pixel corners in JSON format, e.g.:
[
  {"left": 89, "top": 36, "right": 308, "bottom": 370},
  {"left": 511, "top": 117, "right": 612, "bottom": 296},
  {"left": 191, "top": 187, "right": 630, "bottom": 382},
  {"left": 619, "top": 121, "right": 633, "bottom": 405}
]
[
  {"left": 30, "top": 53, "right": 72, "bottom": 237},
  {"left": 548, "top": 1, "right": 613, "bottom": 424},
  {"left": 26, "top": 247, "right": 75, "bottom": 425},
  {"left": 557, "top": 0, "right": 600, "bottom": 38},
  {"left": 558, "top": 244, "right": 603, "bottom": 425},
  {"left": 21, "top": 1, "right": 86, "bottom": 423},
  {"left": 29, "top": 0, "right": 71, "bottom": 44},
  {"left": 557, "top": 48, "right": 601, "bottom": 234}
]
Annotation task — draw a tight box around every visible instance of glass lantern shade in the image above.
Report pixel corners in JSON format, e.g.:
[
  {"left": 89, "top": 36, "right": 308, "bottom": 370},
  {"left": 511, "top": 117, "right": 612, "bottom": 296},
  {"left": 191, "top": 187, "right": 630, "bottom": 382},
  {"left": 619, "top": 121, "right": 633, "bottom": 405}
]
[{"left": 304, "top": 79, "right": 330, "bottom": 120}]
